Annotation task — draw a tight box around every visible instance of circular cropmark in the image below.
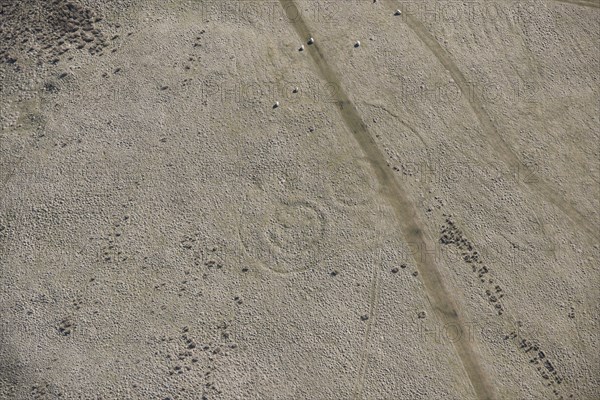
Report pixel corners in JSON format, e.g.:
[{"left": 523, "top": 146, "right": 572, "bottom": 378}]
[
  {"left": 265, "top": 200, "right": 324, "bottom": 253},
  {"left": 239, "top": 189, "right": 328, "bottom": 274},
  {"left": 325, "top": 154, "right": 379, "bottom": 207}
]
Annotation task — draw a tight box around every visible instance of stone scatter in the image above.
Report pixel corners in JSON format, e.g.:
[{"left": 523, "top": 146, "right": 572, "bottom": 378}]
[
  {"left": 441, "top": 214, "right": 570, "bottom": 398},
  {"left": 440, "top": 215, "right": 505, "bottom": 316}
]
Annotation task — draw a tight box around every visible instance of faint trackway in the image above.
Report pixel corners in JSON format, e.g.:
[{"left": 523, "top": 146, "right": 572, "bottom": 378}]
[
  {"left": 362, "top": 101, "right": 430, "bottom": 150},
  {"left": 553, "top": 0, "right": 600, "bottom": 8},
  {"left": 353, "top": 263, "right": 381, "bottom": 399},
  {"left": 396, "top": 7, "right": 599, "bottom": 245},
  {"left": 0, "top": 157, "right": 25, "bottom": 199},
  {"left": 278, "top": 1, "right": 497, "bottom": 400},
  {"left": 0, "top": 144, "right": 31, "bottom": 262}
]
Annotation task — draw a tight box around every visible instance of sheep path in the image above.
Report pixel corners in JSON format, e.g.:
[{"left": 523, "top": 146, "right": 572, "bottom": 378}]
[{"left": 278, "top": 1, "right": 498, "bottom": 399}]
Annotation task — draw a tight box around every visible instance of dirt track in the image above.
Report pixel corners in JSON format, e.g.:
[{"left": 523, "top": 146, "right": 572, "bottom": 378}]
[{"left": 1, "top": 1, "right": 599, "bottom": 399}]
